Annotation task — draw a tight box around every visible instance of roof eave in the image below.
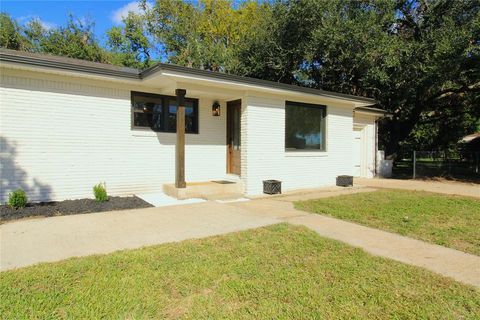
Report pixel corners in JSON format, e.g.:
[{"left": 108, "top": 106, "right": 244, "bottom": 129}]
[
  {"left": 354, "top": 106, "right": 391, "bottom": 118},
  {"left": 0, "top": 49, "right": 140, "bottom": 79},
  {"left": 1, "top": 49, "right": 378, "bottom": 105},
  {"left": 142, "top": 64, "right": 377, "bottom": 105}
]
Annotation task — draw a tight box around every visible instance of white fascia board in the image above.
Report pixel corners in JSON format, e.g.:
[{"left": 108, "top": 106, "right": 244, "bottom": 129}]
[{"left": 160, "top": 70, "right": 368, "bottom": 108}]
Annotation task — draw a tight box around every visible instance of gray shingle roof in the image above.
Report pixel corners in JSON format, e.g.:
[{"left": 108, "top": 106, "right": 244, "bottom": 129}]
[{"left": 1, "top": 48, "right": 379, "bottom": 106}]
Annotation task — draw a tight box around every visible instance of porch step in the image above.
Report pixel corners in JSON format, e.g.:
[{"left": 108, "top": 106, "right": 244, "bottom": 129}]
[
  {"left": 204, "top": 193, "right": 245, "bottom": 201},
  {"left": 163, "top": 180, "right": 244, "bottom": 200}
]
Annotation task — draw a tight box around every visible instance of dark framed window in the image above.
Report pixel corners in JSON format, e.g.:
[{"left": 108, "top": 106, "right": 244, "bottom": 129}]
[
  {"left": 131, "top": 91, "right": 199, "bottom": 134},
  {"left": 285, "top": 101, "right": 326, "bottom": 151}
]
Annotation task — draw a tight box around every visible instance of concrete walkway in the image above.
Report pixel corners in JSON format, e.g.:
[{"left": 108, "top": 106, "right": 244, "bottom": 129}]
[
  {"left": 355, "top": 177, "right": 480, "bottom": 198},
  {"left": 1, "top": 184, "right": 479, "bottom": 288},
  {"left": 230, "top": 197, "right": 480, "bottom": 287},
  {"left": 0, "top": 202, "right": 279, "bottom": 271}
]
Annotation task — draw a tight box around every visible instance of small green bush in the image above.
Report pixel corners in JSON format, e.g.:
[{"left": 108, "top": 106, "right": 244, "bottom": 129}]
[
  {"left": 8, "top": 189, "right": 28, "bottom": 209},
  {"left": 93, "top": 183, "right": 108, "bottom": 202}
]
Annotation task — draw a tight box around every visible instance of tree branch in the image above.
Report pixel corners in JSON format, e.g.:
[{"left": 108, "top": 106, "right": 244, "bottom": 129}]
[{"left": 430, "top": 81, "right": 480, "bottom": 101}]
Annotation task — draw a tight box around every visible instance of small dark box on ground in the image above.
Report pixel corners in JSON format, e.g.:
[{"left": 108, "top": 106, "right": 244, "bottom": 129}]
[
  {"left": 336, "top": 175, "right": 353, "bottom": 187},
  {"left": 263, "top": 180, "right": 282, "bottom": 194}
]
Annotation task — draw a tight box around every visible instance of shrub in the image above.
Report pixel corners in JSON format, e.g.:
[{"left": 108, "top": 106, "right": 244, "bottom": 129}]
[
  {"left": 8, "top": 189, "right": 28, "bottom": 209},
  {"left": 93, "top": 183, "right": 108, "bottom": 202}
]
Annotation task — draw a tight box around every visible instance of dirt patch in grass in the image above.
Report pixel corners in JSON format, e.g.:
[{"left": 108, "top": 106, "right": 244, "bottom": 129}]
[{"left": 0, "top": 196, "right": 153, "bottom": 222}]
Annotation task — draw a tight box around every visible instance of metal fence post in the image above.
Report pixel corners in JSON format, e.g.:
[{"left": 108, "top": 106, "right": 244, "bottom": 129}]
[
  {"left": 476, "top": 152, "right": 479, "bottom": 174},
  {"left": 447, "top": 151, "right": 452, "bottom": 174},
  {"left": 413, "top": 150, "right": 416, "bottom": 179}
]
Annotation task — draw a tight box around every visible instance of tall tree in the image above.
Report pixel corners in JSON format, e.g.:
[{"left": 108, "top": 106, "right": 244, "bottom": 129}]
[
  {"left": 107, "top": 12, "right": 153, "bottom": 68},
  {"left": 0, "top": 13, "right": 30, "bottom": 50},
  {"left": 36, "top": 15, "right": 109, "bottom": 63},
  {"left": 143, "top": 0, "right": 263, "bottom": 71},
  {"left": 23, "top": 18, "right": 47, "bottom": 52},
  {"left": 237, "top": 0, "right": 479, "bottom": 157}
]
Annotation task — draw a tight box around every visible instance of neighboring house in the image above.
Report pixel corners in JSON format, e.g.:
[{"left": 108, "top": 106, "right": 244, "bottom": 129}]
[{"left": 0, "top": 49, "right": 386, "bottom": 202}]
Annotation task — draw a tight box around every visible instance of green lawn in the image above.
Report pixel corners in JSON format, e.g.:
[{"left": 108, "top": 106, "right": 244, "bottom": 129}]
[
  {"left": 295, "top": 189, "right": 480, "bottom": 255},
  {"left": 1, "top": 224, "right": 479, "bottom": 319}
]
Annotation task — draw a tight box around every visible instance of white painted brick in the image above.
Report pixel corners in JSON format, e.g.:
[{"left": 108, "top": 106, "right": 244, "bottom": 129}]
[
  {"left": 0, "top": 72, "right": 227, "bottom": 202},
  {"left": 242, "top": 95, "right": 355, "bottom": 195},
  {"left": 0, "top": 70, "right": 376, "bottom": 202}
]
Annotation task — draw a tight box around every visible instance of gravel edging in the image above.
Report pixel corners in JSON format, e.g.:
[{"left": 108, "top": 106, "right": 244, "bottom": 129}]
[{"left": 0, "top": 196, "right": 154, "bottom": 222}]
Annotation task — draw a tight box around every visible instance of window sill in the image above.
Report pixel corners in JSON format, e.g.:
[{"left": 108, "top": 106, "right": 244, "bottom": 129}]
[
  {"left": 131, "top": 129, "right": 199, "bottom": 137},
  {"left": 131, "top": 130, "right": 158, "bottom": 137},
  {"left": 285, "top": 151, "right": 328, "bottom": 157}
]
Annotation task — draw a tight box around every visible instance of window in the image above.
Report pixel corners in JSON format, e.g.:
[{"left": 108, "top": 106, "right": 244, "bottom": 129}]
[
  {"left": 131, "top": 91, "right": 198, "bottom": 133},
  {"left": 285, "top": 101, "right": 326, "bottom": 151}
]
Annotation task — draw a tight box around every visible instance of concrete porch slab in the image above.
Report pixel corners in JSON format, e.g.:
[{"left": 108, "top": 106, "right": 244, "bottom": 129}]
[
  {"left": 136, "top": 192, "right": 206, "bottom": 207},
  {"left": 163, "top": 179, "right": 244, "bottom": 200}
]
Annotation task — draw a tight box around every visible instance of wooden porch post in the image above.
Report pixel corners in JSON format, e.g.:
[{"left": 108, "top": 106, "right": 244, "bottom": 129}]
[{"left": 175, "top": 89, "right": 186, "bottom": 188}]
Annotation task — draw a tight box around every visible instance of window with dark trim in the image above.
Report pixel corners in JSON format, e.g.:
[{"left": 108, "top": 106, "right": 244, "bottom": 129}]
[
  {"left": 285, "top": 101, "right": 326, "bottom": 151},
  {"left": 131, "top": 91, "right": 199, "bottom": 133}
]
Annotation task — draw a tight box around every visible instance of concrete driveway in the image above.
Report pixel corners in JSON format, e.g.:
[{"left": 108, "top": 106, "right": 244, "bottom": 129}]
[{"left": 355, "top": 177, "right": 480, "bottom": 198}]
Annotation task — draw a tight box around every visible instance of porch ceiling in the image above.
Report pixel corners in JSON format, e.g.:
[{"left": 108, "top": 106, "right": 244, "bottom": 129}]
[{"left": 142, "top": 72, "right": 245, "bottom": 100}]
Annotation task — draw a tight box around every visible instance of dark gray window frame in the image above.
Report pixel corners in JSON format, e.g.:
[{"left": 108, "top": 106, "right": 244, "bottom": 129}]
[
  {"left": 285, "top": 101, "right": 327, "bottom": 152},
  {"left": 131, "top": 91, "right": 199, "bottom": 134}
]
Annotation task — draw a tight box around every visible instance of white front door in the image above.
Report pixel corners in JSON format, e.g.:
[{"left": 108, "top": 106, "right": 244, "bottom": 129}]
[{"left": 353, "top": 128, "right": 362, "bottom": 177}]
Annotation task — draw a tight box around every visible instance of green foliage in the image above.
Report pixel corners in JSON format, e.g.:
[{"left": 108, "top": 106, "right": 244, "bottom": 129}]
[
  {"left": 23, "top": 18, "right": 47, "bottom": 52},
  {"left": 238, "top": 0, "right": 480, "bottom": 156},
  {"left": 0, "top": 13, "right": 30, "bottom": 50},
  {"left": 1, "top": 12, "right": 114, "bottom": 64},
  {"left": 142, "top": 0, "right": 264, "bottom": 72},
  {"left": 7, "top": 189, "right": 28, "bottom": 209},
  {"left": 107, "top": 12, "right": 152, "bottom": 68},
  {"left": 37, "top": 15, "right": 109, "bottom": 63},
  {"left": 93, "top": 183, "right": 108, "bottom": 202}
]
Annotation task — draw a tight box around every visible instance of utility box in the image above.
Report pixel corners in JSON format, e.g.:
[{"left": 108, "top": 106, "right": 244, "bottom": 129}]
[
  {"left": 336, "top": 175, "right": 353, "bottom": 187},
  {"left": 263, "top": 180, "right": 282, "bottom": 195}
]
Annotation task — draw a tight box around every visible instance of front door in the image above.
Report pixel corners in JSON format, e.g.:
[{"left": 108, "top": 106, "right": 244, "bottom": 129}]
[{"left": 227, "top": 100, "right": 241, "bottom": 175}]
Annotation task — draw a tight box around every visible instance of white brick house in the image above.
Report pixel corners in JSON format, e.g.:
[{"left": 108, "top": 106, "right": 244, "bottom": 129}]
[{"left": 0, "top": 49, "right": 386, "bottom": 202}]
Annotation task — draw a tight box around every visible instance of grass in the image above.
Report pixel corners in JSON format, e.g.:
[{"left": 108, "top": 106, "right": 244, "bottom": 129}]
[
  {"left": 1, "top": 224, "right": 479, "bottom": 319},
  {"left": 295, "top": 189, "right": 480, "bottom": 255}
]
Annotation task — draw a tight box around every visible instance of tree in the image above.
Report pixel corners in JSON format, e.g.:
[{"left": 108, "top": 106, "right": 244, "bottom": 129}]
[
  {"left": 107, "top": 12, "right": 153, "bottom": 68},
  {"left": 378, "top": 0, "right": 480, "bottom": 156},
  {"left": 23, "top": 18, "right": 47, "bottom": 52},
  {"left": 36, "top": 15, "right": 109, "bottom": 63},
  {"left": 1, "top": 13, "right": 111, "bottom": 64},
  {"left": 237, "top": 0, "right": 480, "bottom": 157},
  {"left": 143, "top": 0, "right": 263, "bottom": 72},
  {"left": 0, "top": 13, "right": 30, "bottom": 50}
]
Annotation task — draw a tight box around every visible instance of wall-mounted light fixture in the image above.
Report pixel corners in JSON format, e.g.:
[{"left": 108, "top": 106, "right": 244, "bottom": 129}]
[{"left": 212, "top": 101, "right": 221, "bottom": 116}]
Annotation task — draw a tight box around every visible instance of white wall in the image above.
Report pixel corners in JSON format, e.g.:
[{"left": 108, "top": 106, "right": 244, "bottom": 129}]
[
  {"left": 0, "top": 71, "right": 227, "bottom": 202},
  {"left": 0, "top": 68, "right": 375, "bottom": 202},
  {"left": 353, "top": 113, "right": 377, "bottom": 178},
  {"left": 241, "top": 95, "right": 355, "bottom": 195}
]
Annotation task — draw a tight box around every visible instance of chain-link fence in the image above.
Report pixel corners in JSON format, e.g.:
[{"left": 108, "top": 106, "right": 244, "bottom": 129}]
[{"left": 393, "top": 150, "right": 480, "bottom": 180}]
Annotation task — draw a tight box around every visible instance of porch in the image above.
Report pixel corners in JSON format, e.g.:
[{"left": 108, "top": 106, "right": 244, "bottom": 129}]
[
  {"left": 142, "top": 80, "right": 244, "bottom": 199},
  {"left": 163, "top": 178, "right": 244, "bottom": 200}
]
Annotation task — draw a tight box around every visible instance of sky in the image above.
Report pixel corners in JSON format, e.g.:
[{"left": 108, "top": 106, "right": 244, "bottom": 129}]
[{"left": 0, "top": 0, "right": 150, "bottom": 45}]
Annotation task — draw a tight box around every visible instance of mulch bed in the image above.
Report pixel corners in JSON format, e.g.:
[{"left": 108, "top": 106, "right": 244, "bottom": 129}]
[{"left": 0, "top": 196, "right": 154, "bottom": 222}]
